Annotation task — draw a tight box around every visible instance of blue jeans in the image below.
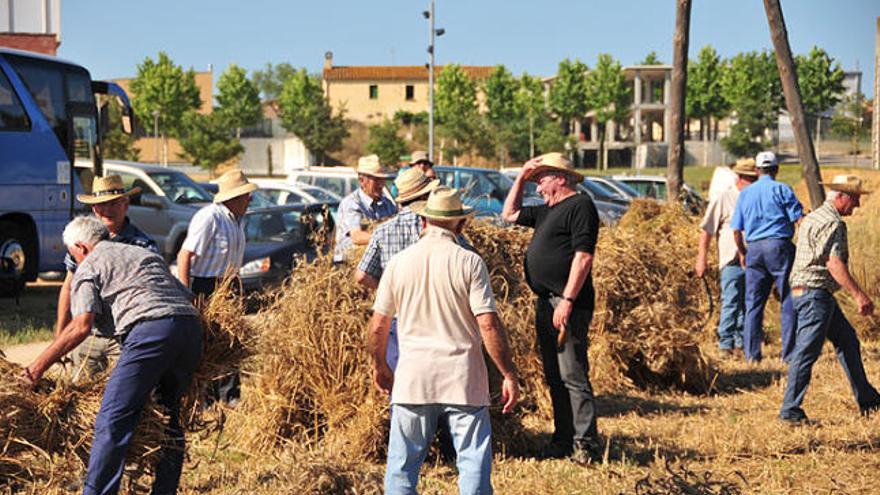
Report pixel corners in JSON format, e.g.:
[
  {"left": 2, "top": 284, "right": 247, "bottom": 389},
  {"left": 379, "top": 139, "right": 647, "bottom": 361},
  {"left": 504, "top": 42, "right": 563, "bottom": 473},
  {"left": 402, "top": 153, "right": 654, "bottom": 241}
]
[
  {"left": 779, "top": 289, "right": 880, "bottom": 421},
  {"left": 385, "top": 404, "right": 493, "bottom": 495},
  {"left": 718, "top": 263, "right": 745, "bottom": 350},
  {"left": 744, "top": 238, "right": 797, "bottom": 362},
  {"left": 83, "top": 315, "right": 203, "bottom": 495}
]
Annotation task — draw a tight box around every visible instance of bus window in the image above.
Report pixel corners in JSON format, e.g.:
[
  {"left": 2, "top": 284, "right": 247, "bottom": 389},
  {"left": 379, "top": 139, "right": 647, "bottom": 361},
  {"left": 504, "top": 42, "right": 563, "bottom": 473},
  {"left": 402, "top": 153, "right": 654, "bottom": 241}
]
[
  {"left": 72, "top": 114, "right": 97, "bottom": 161},
  {"left": 0, "top": 69, "right": 30, "bottom": 131}
]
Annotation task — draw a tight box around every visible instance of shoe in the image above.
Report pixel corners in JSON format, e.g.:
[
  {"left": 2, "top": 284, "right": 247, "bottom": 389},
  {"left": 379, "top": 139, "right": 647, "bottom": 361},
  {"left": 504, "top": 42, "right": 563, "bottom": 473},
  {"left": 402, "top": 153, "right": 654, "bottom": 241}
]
[
  {"left": 570, "top": 445, "right": 600, "bottom": 465},
  {"left": 779, "top": 415, "right": 811, "bottom": 426}
]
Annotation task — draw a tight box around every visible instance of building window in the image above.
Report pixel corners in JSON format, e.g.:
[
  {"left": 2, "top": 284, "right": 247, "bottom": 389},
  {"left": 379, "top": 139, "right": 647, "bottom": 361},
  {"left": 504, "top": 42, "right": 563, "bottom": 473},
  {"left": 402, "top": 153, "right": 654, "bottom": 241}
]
[
  {"left": 369, "top": 85, "right": 378, "bottom": 99},
  {"left": 405, "top": 85, "right": 414, "bottom": 101}
]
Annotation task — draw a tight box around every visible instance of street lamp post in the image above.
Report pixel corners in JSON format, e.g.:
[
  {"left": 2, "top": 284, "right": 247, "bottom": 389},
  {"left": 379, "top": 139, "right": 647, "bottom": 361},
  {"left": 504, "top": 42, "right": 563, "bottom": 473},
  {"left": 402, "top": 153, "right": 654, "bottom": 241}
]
[
  {"left": 423, "top": 1, "right": 444, "bottom": 163},
  {"left": 152, "top": 110, "right": 160, "bottom": 166}
]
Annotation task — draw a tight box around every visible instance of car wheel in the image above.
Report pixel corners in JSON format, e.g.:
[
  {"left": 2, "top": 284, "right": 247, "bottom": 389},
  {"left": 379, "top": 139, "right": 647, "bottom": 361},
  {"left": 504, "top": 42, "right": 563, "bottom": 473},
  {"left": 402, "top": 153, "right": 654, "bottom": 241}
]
[{"left": 0, "top": 220, "right": 32, "bottom": 296}]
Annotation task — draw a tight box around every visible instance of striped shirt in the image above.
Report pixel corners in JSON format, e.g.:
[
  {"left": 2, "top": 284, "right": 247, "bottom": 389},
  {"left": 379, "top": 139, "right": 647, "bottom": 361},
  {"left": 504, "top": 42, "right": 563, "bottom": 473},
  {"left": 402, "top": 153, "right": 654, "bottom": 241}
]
[
  {"left": 334, "top": 188, "right": 397, "bottom": 262},
  {"left": 182, "top": 202, "right": 246, "bottom": 277},
  {"left": 70, "top": 242, "right": 197, "bottom": 337},
  {"left": 790, "top": 201, "right": 848, "bottom": 293}
]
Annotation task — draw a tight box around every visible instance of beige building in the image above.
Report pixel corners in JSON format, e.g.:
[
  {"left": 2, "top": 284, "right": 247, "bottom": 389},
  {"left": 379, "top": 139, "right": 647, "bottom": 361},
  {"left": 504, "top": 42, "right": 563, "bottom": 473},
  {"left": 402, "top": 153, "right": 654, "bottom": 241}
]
[{"left": 322, "top": 52, "right": 493, "bottom": 122}]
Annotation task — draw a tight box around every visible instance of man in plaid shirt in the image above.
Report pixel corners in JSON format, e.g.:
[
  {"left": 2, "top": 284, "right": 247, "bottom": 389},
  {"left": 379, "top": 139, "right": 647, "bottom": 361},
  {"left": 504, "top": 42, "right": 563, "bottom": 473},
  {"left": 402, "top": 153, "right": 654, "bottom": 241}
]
[{"left": 780, "top": 175, "right": 880, "bottom": 423}]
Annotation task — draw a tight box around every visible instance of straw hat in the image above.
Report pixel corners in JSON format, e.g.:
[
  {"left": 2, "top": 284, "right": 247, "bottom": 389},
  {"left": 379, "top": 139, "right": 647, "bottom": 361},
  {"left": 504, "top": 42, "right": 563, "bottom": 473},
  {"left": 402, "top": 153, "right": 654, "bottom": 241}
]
[
  {"left": 731, "top": 158, "right": 757, "bottom": 177},
  {"left": 357, "top": 154, "right": 396, "bottom": 179},
  {"left": 411, "top": 186, "right": 474, "bottom": 220},
  {"left": 527, "top": 152, "right": 584, "bottom": 183},
  {"left": 755, "top": 151, "right": 778, "bottom": 168},
  {"left": 394, "top": 167, "right": 439, "bottom": 203},
  {"left": 213, "top": 169, "right": 258, "bottom": 203},
  {"left": 825, "top": 175, "right": 872, "bottom": 196},
  {"left": 409, "top": 150, "right": 432, "bottom": 165},
  {"left": 77, "top": 175, "right": 141, "bottom": 205}
]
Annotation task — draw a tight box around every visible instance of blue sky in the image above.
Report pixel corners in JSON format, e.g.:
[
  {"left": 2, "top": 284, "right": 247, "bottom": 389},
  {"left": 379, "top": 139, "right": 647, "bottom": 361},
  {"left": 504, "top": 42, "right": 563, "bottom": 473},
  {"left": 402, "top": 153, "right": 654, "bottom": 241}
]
[{"left": 61, "top": 1, "right": 878, "bottom": 95}]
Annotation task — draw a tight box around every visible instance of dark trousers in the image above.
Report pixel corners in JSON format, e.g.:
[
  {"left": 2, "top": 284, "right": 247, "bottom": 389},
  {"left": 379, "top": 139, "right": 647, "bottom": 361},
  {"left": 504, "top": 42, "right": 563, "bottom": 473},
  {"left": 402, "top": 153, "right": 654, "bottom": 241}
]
[
  {"left": 83, "top": 315, "right": 202, "bottom": 495},
  {"left": 536, "top": 296, "right": 598, "bottom": 449},
  {"left": 744, "top": 238, "right": 797, "bottom": 362},
  {"left": 780, "top": 289, "right": 880, "bottom": 420},
  {"left": 190, "top": 276, "right": 218, "bottom": 298}
]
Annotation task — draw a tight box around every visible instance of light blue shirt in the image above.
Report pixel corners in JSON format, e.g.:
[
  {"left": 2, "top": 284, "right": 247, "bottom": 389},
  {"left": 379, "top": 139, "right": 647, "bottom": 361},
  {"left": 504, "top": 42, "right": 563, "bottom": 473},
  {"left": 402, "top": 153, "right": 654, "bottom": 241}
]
[
  {"left": 334, "top": 188, "right": 397, "bottom": 262},
  {"left": 730, "top": 175, "right": 803, "bottom": 242}
]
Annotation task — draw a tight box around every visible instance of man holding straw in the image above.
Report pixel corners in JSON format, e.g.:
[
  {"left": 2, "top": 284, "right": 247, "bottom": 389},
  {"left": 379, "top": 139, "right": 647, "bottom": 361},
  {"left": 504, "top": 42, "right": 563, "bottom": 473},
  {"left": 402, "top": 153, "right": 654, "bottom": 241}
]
[
  {"left": 23, "top": 215, "right": 202, "bottom": 495},
  {"left": 368, "top": 187, "right": 518, "bottom": 494}
]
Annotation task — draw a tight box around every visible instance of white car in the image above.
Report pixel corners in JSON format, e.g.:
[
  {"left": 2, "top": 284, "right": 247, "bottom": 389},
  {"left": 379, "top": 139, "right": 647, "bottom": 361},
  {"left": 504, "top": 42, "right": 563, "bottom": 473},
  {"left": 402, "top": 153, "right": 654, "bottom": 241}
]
[
  {"left": 287, "top": 166, "right": 360, "bottom": 198},
  {"left": 252, "top": 180, "right": 342, "bottom": 206}
]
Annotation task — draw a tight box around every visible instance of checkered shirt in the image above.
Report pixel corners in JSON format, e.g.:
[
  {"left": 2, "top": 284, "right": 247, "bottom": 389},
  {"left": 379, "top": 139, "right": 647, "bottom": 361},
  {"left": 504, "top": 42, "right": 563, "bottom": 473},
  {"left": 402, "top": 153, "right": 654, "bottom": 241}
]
[
  {"left": 789, "top": 201, "right": 848, "bottom": 292},
  {"left": 357, "top": 207, "right": 422, "bottom": 279}
]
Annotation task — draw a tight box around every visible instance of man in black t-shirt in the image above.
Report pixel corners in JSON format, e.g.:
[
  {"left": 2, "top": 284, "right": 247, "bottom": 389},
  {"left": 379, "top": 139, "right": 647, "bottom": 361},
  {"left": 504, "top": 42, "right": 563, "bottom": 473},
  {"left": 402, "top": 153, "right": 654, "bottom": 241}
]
[{"left": 502, "top": 152, "right": 600, "bottom": 464}]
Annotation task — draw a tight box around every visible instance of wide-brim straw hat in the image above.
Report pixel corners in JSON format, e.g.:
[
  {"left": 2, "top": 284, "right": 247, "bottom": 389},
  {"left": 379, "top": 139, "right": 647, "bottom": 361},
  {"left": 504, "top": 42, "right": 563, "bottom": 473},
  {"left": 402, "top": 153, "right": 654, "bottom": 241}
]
[
  {"left": 395, "top": 167, "right": 440, "bottom": 203},
  {"left": 527, "top": 152, "right": 584, "bottom": 183},
  {"left": 213, "top": 169, "right": 258, "bottom": 203},
  {"left": 731, "top": 158, "right": 758, "bottom": 177},
  {"left": 411, "top": 186, "right": 474, "bottom": 221},
  {"left": 409, "top": 150, "right": 432, "bottom": 166},
  {"left": 77, "top": 175, "right": 141, "bottom": 204},
  {"left": 357, "top": 154, "right": 396, "bottom": 179},
  {"left": 825, "top": 174, "right": 872, "bottom": 196}
]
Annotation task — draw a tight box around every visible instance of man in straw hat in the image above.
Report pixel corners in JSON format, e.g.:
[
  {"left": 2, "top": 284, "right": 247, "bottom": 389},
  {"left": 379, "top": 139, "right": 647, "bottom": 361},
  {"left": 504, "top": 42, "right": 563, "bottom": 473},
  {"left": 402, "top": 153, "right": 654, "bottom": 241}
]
[
  {"left": 333, "top": 154, "right": 397, "bottom": 263},
  {"left": 731, "top": 150, "right": 804, "bottom": 363},
  {"left": 23, "top": 215, "right": 202, "bottom": 495},
  {"left": 695, "top": 158, "right": 758, "bottom": 358},
  {"left": 502, "top": 152, "right": 601, "bottom": 464},
  {"left": 369, "top": 187, "right": 519, "bottom": 494},
  {"left": 408, "top": 150, "right": 436, "bottom": 179},
  {"left": 56, "top": 175, "right": 159, "bottom": 379},
  {"left": 177, "top": 169, "right": 256, "bottom": 298},
  {"left": 779, "top": 175, "right": 880, "bottom": 423}
]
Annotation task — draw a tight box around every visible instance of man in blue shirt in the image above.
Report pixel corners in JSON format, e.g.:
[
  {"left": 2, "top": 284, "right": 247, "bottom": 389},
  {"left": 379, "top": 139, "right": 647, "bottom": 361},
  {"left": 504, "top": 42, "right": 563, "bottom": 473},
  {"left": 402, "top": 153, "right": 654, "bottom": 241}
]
[
  {"left": 731, "top": 151, "right": 803, "bottom": 363},
  {"left": 333, "top": 155, "right": 397, "bottom": 262}
]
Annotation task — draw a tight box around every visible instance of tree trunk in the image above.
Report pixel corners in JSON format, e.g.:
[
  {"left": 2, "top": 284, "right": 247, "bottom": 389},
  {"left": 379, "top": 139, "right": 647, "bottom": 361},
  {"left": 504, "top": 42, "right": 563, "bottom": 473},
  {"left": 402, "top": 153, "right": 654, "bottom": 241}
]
[
  {"left": 703, "top": 116, "right": 710, "bottom": 167},
  {"left": 529, "top": 114, "right": 535, "bottom": 158},
  {"left": 814, "top": 116, "right": 821, "bottom": 160},
  {"left": 666, "top": 0, "right": 691, "bottom": 202},
  {"left": 597, "top": 126, "right": 606, "bottom": 171},
  {"left": 764, "top": 0, "right": 825, "bottom": 208}
]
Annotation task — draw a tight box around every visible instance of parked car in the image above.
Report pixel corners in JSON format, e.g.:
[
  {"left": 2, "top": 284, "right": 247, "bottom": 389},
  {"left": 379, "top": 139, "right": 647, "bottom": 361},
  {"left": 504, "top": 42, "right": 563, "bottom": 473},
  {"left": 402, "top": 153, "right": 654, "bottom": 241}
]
[
  {"left": 434, "top": 166, "right": 542, "bottom": 217},
  {"left": 100, "top": 161, "right": 213, "bottom": 262},
  {"left": 239, "top": 203, "right": 334, "bottom": 293},
  {"left": 612, "top": 175, "right": 706, "bottom": 213},
  {"left": 198, "top": 182, "right": 218, "bottom": 195},
  {"left": 287, "top": 166, "right": 361, "bottom": 198},
  {"left": 580, "top": 178, "right": 631, "bottom": 206},
  {"left": 251, "top": 180, "right": 341, "bottom": 210},
  {"left": 588, "top": 176, "right": 643, "bottom": 200}
]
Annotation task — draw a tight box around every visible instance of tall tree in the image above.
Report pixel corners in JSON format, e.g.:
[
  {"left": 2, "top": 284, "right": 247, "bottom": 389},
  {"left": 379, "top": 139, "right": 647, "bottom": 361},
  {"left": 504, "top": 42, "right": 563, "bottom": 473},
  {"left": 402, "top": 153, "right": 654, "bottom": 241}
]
[
  {"left": 795, "top": 46, "right": 846, "bottom": 157},
  {"left": 516, "top": 73, "right": 549, "bottom": 159},
  {"left": 252, "top": 62, "right": 297, "bottom": 100},
  {"left": 687, "top": 45, "right": 728, "bottom": 141},
  {"left": 129, "top": 52, "right": 202, "bottom": 163},
  {"left": 216, "top": 63, "right": 262, "bottom": 139},
  {"left": 640, "top": 51, "right": 664, "bottom": 65},
  {"left": 720, "top": 50, "right": 783, "bottom": 157},
  {"left": 548, "top": 58, "right": 589, "bottom": 139},
  {"left": 277, "top": 68, "right": 349, "bottom": 166},
  {"left": 666, "top": 0, "right": 691, "bottom": 200},
  {"left": 177, "top": 112, "right": 243, "bottom": 177},
  {"left": 585, "top": 53, "right": 631, "bottom": 170},
  {"left": 435, "top": 64, "right": 480, "bottom": 163},
  {"left": 484, "top": 65, "right": 520, "bottom": 165},
  {"left": 366, "top": 120, "right": 407, "bottom": 168}
]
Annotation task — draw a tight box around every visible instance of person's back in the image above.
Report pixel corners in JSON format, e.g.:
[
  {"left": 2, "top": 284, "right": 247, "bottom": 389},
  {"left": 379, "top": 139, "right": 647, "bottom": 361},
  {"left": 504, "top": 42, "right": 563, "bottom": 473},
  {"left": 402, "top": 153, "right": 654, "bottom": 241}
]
[{"left": 733, "top": 175, "right": 801, "bottom": 242}]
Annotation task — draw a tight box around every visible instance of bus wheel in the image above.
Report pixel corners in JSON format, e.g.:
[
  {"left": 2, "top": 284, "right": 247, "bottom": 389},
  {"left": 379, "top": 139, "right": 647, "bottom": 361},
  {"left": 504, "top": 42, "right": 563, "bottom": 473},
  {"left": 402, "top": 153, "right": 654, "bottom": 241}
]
[{"left": 0, "top": 221, "right": 29, "bottom": 296}]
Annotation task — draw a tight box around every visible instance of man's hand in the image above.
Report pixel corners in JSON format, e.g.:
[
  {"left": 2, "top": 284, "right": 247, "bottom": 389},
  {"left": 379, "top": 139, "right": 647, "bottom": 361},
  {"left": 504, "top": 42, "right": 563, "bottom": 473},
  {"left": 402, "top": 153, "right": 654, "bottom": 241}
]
[
  {"left": 737, "top": 251, "right": 746, "bottom": 268},
  {"left": 856, "top": 292, "right": 875, "bottom": 316},
  {"left": 19, "top": 367, "right": 37, "bottom": 389},
  {"left": 519, "top": 158, "right": 542, "bottom": 182},
  {"left": 500, "top": 375, "right": 519, "bottom": 414},
  {"left": 553, "top": 299, "right": 572, "bottom": 332},
  {"left": 373, "top": 363, "right": 394, "bottom": 395}
]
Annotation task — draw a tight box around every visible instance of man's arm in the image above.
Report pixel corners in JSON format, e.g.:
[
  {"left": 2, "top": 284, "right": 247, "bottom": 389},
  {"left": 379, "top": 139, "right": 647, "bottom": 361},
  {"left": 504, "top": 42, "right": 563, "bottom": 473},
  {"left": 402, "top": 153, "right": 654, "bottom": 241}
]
[
  {"left": 367, "top": 311, "right": 394, "bottom": 394},
  {"left": 553, "top": 251, "right": 594, "bottom": 340},
  {"left": 355, "top": 269, "right": 379, "bottom": 289},
  {"left": 476, "top": 312, "right": 519, "bottom": 414},
  {"left": 26, "top": 312, "right": 95, "bottom": 384},
  {"left": 827, "top": 256, "right": 874, "bottom": 315},
  {"left": 54, "top": 271, "right": 74, "bottom": 337},
  {"left": 501, "top": 160, "right": 539, "bottom": 223},
  {"left": 733, "top": 230, "right": 746, "bottom": 268},
  {"left": 350, "top": 228, "right": 372, "bottom": 245},
  {"left": 694, "top": 230, "right": 712, "bottom": 278},
  {"left": 176, "top": 248, "right": 195, "bottom": 288}
]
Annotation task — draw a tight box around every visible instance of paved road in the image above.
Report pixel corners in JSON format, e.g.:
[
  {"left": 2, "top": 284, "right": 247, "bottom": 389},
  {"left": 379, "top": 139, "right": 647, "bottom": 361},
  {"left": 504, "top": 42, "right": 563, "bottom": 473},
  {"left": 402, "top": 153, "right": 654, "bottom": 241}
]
[{"left": 2, "top": 340, "right": 50, "bottom": 366}]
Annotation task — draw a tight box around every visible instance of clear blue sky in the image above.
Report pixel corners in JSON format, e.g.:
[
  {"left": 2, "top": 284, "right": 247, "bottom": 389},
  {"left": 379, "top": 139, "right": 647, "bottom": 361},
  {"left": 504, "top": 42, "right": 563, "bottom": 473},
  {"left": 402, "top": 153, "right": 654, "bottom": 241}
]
[{"left": 61, "top": 0, "right": 879, "bottom": 96}]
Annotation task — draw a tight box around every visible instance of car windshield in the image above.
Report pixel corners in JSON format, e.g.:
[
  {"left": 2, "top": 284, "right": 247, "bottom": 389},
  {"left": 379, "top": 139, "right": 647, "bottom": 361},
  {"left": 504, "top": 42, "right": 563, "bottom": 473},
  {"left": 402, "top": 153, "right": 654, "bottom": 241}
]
[
  {"left": 581, "top": 179, "right": 618, "bottom": 201},
  {"left": 301, "top": 186, "right": 339, "bottom": 203},
  {"left": 242, "top": 208, "right": 305, "bottom": 242},
  {"left": 148, "top": 172, "right": 213, "bottom": 204},
  {"left": 249, "top": 190, "right": 276, "bottom": 208},
  {"left": 605, "top": 178, "right": 641, "bottom": 198}
]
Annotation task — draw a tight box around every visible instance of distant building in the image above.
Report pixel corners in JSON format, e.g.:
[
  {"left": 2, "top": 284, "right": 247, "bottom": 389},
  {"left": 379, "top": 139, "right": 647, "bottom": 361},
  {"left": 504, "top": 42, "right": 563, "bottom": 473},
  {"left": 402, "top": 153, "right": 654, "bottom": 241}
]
[
  {"left": 321, "top": 51, "right": 493, "bottom": 122},
  {"left": 777, "top": 69, "right": 862, "bottom": 143},
  {"left": 0, "top": 0, "right": 61, "bottom": 55}
]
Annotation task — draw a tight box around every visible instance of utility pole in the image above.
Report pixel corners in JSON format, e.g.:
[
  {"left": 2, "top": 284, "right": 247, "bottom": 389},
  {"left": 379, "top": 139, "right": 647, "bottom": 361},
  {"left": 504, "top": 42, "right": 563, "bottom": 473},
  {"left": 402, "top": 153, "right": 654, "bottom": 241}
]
[
  {"left": 763, "top": 0, "right": 824, "bottom": 208},
  {"left": 873, "top": 17, "right": 879, "bottom": 170},
  {"left": 666, "top": 0, "right": 691, "bottom": 202},
  {"left": 423, "top": 1, "right": 444, "bottom": 163},
  {"left": 152, "top": 110, "right": 160, "bottom": 166}
]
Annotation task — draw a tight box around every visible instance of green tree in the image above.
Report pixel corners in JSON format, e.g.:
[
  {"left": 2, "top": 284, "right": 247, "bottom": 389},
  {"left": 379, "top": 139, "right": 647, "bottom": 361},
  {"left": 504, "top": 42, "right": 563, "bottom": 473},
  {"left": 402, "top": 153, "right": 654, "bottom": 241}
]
[
  {"left": 484, "top": 65, "right": 520, "bottom": 164},
  {"left": 277, "top": 68, "right": 349, "bottom": 165},
  {"left": 687, "top": 45, "right": 728, "bottom": 140},
  {"left": 129, "top": 52, "right": 202, "bottom": 139},
  {"left": 514, "top": 73, "right": 550, "bottom": 160},
  {"left": 640, "top": 51, "right": 663, "bottom": 65},
  {"left": 585, "top": 53, "right": 631, "bottom": 169},
  {"left": 795, "top": 46, "right": 846, "bottom": 152},
  {"left": 366, "top": 120, "right": 407, "bottom": 167},
  {"left": 177, "top": 112, "right": 243, "bottom": 176},
  {"left": 216, "top": 63, "right": 262, "bottom": 139},
  {"left": 252, "top": 62, "right": 297, "bottom": 100},
  {"left": 830, "top": 93, "right": 869, "bottom": 155},
  {"left": 548, "top": 59, "right": 589, "bottom": 137},
  {"left": 720, "top": 50, "right": 783, "bottom": 156},
  {"left": 435, "top": 64, "right": 480, "bottom": 163},
  {"left": 101, "top": 97, "right": 140, "bottom": 161}
]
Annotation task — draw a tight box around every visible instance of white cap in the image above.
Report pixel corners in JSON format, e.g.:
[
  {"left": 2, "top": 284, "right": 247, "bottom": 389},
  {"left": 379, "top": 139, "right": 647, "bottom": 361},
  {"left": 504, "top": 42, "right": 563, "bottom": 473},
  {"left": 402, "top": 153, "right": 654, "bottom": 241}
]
[{"left": 755, "top": 151, "right": 778, "bottom": 168}]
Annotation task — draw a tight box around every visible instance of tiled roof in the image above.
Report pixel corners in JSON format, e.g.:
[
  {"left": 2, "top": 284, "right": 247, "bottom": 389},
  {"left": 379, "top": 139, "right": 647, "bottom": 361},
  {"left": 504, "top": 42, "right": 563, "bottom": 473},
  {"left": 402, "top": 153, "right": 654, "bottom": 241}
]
[{"left": 323, "top": 65, "right": 494, "bottom": 81}]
